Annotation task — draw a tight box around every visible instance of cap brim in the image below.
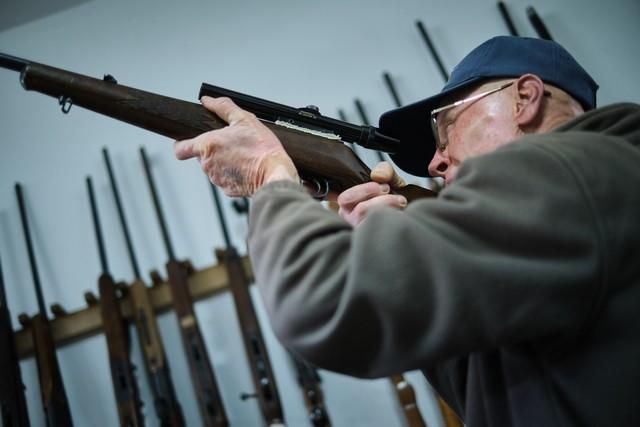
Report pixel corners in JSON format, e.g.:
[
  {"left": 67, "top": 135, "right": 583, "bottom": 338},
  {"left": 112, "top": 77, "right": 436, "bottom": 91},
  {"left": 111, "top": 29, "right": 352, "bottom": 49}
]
[{"left": 378, "top": 76, "right": 485, "bottom": 177}]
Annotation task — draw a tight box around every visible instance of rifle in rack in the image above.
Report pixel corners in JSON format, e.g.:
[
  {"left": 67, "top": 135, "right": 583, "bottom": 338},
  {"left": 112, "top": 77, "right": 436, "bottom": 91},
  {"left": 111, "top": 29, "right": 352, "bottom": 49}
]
[
  {"left": 0, "top": 252, "right": 31, "bottom": 427},
  {"left": 102, "top": 148, "right": 185, "bottom": 427},
  {"left": 209, "top": 184, "right": 285, "bottom": 427},
  {"left": 139, "top": 147, "right": 228, "bottom": 427},
  {"left": 0, "top": 53, "right": 434, "bottom": 202},
  {"left": 232, "top": 198, "right": 331, "bottom": 427},
  {"left": 86, "top": 176, "right": 144, "bottom": 427},
  {"left": 290, "top": 354, "right": 331, "bottom": 427},
  {"left": 15, "top": 183, "right": 74, "bottom": 427}
]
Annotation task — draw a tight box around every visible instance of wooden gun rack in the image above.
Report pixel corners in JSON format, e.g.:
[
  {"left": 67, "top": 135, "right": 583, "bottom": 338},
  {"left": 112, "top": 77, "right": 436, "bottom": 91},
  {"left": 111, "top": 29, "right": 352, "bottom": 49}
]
[{"left": 14, "top": 256, "right": 253, "bottom": 359}]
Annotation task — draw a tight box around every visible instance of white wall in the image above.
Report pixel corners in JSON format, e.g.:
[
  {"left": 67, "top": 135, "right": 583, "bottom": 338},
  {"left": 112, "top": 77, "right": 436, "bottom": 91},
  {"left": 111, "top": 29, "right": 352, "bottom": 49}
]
[{"left": 0, "top": 0, "right": 638, "bottom": 426}]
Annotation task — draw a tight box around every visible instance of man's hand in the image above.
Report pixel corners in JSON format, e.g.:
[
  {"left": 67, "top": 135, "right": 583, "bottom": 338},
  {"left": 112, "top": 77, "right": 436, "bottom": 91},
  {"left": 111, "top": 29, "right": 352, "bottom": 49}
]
[
  {"left": 174, "top": 96, "right": 299, "bottom": 197},
  {"left": 337, "top": 161, "right": 407, "bottom": 226}
]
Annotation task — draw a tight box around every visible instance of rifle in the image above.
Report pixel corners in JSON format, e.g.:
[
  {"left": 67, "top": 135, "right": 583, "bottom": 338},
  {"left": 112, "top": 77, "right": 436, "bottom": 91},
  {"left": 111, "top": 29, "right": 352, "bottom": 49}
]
[
  {"left": 102, "top": 148, "right": 185, "bottom": 427},
  {"left": 526, "top": 6, "right": 554, "bottom": 41},
  {"left": 85, "top": 176, "right": 144, "bottom": 427},
  {"left": 230, "top": 196, "right": 330, "bottom": 427},
  {"left": 139, "top": 147, "right": 228, "bottom": 427},
  {"left": 290, "top": 354, "right": 331, "bottom": 427},
  {"left": 0, "top": 53, "right": 434, "bottom": 202},
  {"left": 0, "top": 252, "right": 31, "bottom": 427},
  {"left": 209, "top": 184, "right": 285, "bottom": 427},
  {"left": 15, "top": 183, "right": 74, "bottom": 427}
]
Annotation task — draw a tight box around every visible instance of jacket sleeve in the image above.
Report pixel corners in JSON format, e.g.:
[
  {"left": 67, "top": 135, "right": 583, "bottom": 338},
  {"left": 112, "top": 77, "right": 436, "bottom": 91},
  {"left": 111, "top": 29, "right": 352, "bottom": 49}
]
[{"left": 248, "top": 140, "right": 604, "bottom": 378}]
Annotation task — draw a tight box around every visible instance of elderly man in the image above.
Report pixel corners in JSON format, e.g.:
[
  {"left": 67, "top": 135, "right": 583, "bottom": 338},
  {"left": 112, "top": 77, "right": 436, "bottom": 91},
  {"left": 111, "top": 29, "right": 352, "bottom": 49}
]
[{"left": 175, "top": 36, "right": 640, "bottom": 426}]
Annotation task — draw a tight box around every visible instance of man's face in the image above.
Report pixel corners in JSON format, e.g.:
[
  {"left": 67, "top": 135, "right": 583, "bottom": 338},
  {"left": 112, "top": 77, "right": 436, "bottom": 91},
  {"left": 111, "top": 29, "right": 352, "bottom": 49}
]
[{"left": 427, "top": 81, "right": 520, "bottom": 184}]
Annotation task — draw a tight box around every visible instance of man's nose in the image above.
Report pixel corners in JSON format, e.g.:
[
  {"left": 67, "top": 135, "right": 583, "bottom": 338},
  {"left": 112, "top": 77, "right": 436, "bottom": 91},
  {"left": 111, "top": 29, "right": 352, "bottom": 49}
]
[{"left": 428, "top": 152, "right": 449, "bottom": 178}]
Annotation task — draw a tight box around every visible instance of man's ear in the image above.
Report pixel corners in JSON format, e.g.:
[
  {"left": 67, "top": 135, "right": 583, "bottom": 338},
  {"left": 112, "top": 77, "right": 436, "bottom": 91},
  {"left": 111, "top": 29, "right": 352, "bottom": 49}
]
[{"left": 513, "top": 74, "right": 546, "bottom": 129}]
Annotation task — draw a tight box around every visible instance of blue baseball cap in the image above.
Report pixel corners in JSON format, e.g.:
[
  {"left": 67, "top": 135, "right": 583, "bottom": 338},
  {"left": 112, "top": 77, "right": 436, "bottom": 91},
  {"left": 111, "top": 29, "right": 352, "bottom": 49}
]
[{"left": 379, "top": 36, "right": 599, "bottom": 177}]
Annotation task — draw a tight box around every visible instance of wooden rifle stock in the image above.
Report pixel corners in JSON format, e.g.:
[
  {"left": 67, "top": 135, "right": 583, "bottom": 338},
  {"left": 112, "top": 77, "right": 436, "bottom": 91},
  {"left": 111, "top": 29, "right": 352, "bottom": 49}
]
[
  {"left": 15, "top": 183, "right": 73, "bottom": 427},
  {"left": 0, "top": 53, "right": 434, "bottom": 201},
  {"left": 86, "top": 175, "right": 144, "bottom": 427},
  {"left": 0, "top": 254, "right": 31, "bottom": 427}
]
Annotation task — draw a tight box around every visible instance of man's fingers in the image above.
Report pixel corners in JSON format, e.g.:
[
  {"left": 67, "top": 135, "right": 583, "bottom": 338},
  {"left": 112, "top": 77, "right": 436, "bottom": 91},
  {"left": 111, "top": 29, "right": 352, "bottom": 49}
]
[
  {"left": 370, "top": 161, "right": 406, "bottom": 188},
  {"left": 339, "top": 194, "right": 407, "bottom": 226},
  {"left": 201, "top": 96, "right": 249, "bottom": 125},
  {"left": 174, "top": 138, "right": 197, "bottom": 160},
  {"left": 174, "top": 134, "right": 212, "bottom": 160},
  {"left": 338, "top": 182, "right": 390, "bottom": 211}
]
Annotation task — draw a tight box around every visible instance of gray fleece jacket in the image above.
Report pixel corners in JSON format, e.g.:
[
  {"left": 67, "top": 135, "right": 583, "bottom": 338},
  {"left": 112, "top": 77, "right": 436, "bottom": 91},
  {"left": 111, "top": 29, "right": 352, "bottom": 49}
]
[{"left": 248, "top": 103, "right": 640, "bottom": 426}]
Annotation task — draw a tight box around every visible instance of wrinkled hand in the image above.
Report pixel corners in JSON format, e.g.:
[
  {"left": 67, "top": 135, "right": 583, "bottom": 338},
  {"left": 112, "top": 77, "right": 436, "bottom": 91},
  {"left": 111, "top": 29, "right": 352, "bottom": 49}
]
[
  {"left": 337, "top": 161, "right": 407, "bottom": 226},
  {"left": 174, "top": 96, "right": 299, "bottom": 197}
]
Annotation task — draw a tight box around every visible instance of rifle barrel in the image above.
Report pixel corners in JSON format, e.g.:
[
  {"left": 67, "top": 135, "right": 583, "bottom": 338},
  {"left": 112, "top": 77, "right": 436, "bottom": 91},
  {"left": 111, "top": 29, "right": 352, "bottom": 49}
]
[
  {"left": 15, "top": 183, "right": 47, "bottom": 316},
  {"left": 86, "top": 177, "right": 109, "bottom": 274},
  {"left": 139, "top": 147, "right": 175, "bottom": 261},
  {"left": 0, "top": 53, "right": 29, "bottom": 71},
  {"left": 15, "top": 183, "right": 74, "bottom": 427},
  {"left": 102, "top": 148, "right": 142, "bottom": 280}
]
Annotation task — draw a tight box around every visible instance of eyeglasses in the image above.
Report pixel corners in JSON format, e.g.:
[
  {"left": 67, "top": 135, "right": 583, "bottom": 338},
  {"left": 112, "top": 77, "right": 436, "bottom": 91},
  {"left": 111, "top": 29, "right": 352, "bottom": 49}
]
[{"left": 430, "top": 81, "right": 515, "bottom": 152}]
